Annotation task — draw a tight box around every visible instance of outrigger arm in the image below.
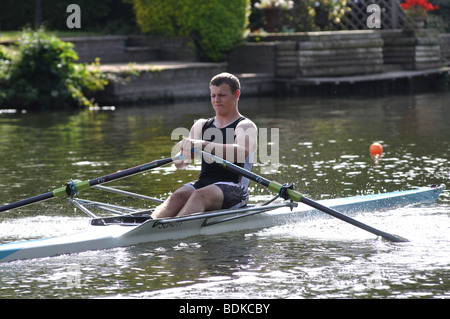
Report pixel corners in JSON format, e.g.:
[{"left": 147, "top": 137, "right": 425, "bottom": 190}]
[{"left": 0, "top": 156, "right": 179, "bottom": 213}]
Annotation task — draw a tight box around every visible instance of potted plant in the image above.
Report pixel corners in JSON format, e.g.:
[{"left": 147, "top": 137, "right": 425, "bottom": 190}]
[
  {"left": 254, "top": 0, "right": 294, "bottom": 32},
  {"left": 305, "top": 0, "right": 349, "bottom": 31},
  {"left": 401, "top": 0, "right": 439, "bottom": 28}
]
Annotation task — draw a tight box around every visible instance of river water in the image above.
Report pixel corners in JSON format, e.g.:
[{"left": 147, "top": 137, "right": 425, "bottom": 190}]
[{"left": 0, "top": 92, "right": 449, "bottom": 299}]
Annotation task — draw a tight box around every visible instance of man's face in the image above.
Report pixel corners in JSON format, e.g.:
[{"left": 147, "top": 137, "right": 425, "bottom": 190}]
[{"left": 210, "top": 84, "right": 240, "bottom": 117}]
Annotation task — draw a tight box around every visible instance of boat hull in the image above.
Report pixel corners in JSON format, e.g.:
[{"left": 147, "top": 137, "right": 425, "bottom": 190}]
[{"left": 0, "top": 186, "right": 444, "bottom": 263}]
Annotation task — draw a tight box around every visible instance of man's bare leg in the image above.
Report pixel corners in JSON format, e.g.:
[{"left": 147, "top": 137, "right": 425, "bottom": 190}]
[
  {"left": 151, "top": 185, "right": 195, "bottom": 219},
  {"left": 177, "top": 184, "right": 224, "bottom": 217}
]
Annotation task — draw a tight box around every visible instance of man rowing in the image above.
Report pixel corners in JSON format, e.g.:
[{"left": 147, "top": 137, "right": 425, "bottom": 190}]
[{"left": 151, "top": 73, "right": 258, "bottom": 218}]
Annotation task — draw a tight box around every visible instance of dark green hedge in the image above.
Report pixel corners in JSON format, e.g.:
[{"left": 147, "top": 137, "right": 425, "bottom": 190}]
[{"left": 129, "top": 0, "right": 250, "bottom": 61}]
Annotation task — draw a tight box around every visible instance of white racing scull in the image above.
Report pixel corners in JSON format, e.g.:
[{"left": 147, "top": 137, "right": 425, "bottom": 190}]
[{"left": 0, "top": 153, "right": 445, "bottom": 263}]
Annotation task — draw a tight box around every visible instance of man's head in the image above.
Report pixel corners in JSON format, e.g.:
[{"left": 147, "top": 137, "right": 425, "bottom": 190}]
[
  {"left": 209, "top": 73, "right": 241, "bottom": 116},
  {"left": 209, "top": 73, "right": 241, "bottom": 95}
]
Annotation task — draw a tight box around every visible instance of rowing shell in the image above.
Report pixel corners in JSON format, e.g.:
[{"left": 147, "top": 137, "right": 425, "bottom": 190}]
[{"left": 0, "top": 185, "right": 444, "bottom": 263}]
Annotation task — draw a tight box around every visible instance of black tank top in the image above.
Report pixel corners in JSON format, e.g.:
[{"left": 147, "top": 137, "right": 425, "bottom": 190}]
[{"left": 194, "top": 117, "right": 246, "bottom": 188}]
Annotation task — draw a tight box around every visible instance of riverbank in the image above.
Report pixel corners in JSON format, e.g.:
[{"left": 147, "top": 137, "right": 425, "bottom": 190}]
[
  {"left": 91, "top": 60, "right": 449, "bottom": 104},
  {"left": 78, "top": 30, "right": 449, "bottom": 104},
  {"left": 91, "top": 61, "right": 276, "bottom": 104},
  {"left": 3, "top": 31, "right": 449, "bottom": 104}
]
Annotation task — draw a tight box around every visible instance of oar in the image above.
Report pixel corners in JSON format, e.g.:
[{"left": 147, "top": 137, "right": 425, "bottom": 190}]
[
  {"left": 199, "top": 150, "right": 409, "bottom": 243},
  {"left": 0, "top": 156, "right": 179, "bottom": 213}
]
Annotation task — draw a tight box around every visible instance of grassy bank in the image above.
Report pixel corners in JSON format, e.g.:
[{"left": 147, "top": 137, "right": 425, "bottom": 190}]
[{"left": 0, "top": 30, "right": 104, "bottom": 43}]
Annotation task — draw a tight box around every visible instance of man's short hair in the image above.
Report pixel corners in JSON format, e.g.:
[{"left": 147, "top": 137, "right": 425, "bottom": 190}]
[{"left": 209, "top": 73, "right": 241, "bottom": 94}]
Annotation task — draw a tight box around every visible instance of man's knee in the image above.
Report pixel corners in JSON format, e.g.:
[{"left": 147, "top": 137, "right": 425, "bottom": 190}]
[
  {"left": 191, "top": 186, "right": 223, "bottom": 208},
  {"left": 173, "top": 187, "right": 194, "bottom": 199},
  {"left": 152, "top": 186, "right": 194, "bottom": 219}
]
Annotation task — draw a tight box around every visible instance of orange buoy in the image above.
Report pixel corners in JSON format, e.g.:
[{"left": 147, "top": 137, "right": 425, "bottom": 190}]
[{"left": 370, "top": 142, "right": 383, "bottom": 157}]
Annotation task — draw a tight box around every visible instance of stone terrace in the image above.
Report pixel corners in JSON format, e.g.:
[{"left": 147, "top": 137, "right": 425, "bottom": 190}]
[{"left": 64, "top": 31, "right": 449, "bottom": 104}]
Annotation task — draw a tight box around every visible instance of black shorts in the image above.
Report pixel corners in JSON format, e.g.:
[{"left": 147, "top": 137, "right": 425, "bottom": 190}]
[{"left": 186, "top": 182, "right": 248, "bottom": 210}]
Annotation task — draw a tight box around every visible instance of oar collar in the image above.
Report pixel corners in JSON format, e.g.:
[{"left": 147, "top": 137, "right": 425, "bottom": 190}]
[{"left": 66, "top": 180, "right": 80, "bottom": 198}]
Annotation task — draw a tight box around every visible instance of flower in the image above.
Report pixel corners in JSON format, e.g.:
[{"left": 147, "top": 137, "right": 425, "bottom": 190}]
[
  {"left": 400, "top": 0, "right": 439, "bottom": 18},
  {"left": 312, "top": 0, "right": 330, "bottom": 7},
  {"left": 254, "top": 0, "right": 294, "bottom": 10}
]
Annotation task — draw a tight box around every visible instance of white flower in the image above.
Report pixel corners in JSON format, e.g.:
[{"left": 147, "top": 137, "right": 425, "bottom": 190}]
[{"left": 254, "top": 0, "right": 294, "bottom": 10}]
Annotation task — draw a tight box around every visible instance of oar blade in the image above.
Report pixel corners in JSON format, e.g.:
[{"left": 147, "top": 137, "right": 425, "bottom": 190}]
[
  {"left": 299, "top": 196, "right": 409, "bottom": 243},
  {"left": 376, "top": 232, "right": 409, "bottom": 243}
]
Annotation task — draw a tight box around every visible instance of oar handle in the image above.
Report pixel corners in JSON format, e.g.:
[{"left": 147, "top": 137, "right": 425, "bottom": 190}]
[{"left": 88, "top": 156, "right": 177, "bottom": 188}]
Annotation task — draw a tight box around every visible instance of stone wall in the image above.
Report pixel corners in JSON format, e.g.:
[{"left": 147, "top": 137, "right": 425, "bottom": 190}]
[
  {"left": 62, "top": 31, "right": 444, "bottom": 76},
  {"left": 275, "top": 41, "right": 297, "bottom": 78},
  {"left": 125, "top": 35, "right": 196, "bottom": 62},
  {"left": 233, "top": 30, "right": 445, "bottom": 78},
  {"left": 95, "top": 62, "right": 226, "bottom": 104},
  {"left": 382, "top": 30, "right": 441, "bottom": 70},
  {"left": 440, "top": 34, "right": 450, "bottom": 65},
  {"left": 296, "top": 31, "right": 384, "bottom": 77},
  {"left": 227, "top": 42, "right": 276, "bottom": 75},
  {"left": 62, "top": 35, "right": 196, "bottom": 64},
  {"left": 61, "top": 32, "right": 446, "bottom": 103},
  {"left": 245, "top": 31, "right": 385, "bottom": 78},
  {"left": 61, "top": 36, "right": 128, "bottom": 63}
]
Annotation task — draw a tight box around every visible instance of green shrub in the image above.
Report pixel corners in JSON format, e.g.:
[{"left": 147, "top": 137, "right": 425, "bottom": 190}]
[
  {"left": 427, "top": 0, "right": 450, "bottom": 32},
  {"left": 129, "top": 0, "right": 250, "bottom": 61},
  {"left": 0, "top": 47, "right": 15, "bottom": 103},
  {"left": 0, "top": 29, "right": 107, "bottom": 110}
]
